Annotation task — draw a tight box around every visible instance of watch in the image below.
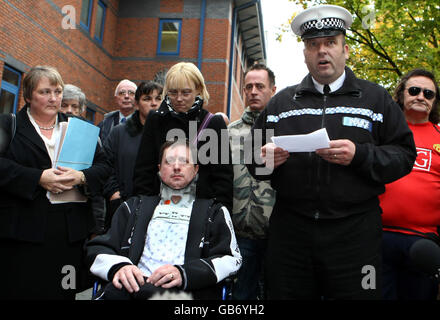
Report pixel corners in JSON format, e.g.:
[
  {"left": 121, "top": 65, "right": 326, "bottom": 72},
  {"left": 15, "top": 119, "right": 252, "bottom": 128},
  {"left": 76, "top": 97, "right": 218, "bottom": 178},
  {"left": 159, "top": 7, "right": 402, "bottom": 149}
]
[{"left": 80, "top": 171, "right": 87, "bottom": 185}]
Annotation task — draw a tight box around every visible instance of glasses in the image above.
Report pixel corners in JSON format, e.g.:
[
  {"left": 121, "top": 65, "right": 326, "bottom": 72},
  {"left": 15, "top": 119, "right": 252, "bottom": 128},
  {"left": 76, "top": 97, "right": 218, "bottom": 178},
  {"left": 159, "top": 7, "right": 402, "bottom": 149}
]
[
  {"left": 167, "top": 89, "right": 194, "bottom": 99},
  {"left": 118, "top": 90, "right": 135, "bottom": 97},
  {"left": 244, "top": 83, "right": 266, "bottom": 92},
  {"left": 407, "top": 86, "right": 435, "bottom": 100},
  {"left": 164, "top": 156, "right": 193, "bottom": 166}
]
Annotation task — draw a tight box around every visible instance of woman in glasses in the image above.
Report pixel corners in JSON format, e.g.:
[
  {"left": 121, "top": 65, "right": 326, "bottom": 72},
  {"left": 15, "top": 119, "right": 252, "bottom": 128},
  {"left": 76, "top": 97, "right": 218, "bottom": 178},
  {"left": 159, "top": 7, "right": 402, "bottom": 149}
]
[
  {"left": 379, "top": 68, "right": 440, "bottom": 300},
  {"left": 133, "top": 62, "right": 233, "bottom": 213},
  {"left": 61, "top": 84, "right": 86, "bottom": 117}
]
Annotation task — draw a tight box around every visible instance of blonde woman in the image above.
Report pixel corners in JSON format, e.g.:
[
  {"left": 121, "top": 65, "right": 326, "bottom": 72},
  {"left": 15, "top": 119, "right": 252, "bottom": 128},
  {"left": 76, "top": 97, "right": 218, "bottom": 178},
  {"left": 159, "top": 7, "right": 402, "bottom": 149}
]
[{"left": 133, "top": 62, "right": 232, "bottom": 212}]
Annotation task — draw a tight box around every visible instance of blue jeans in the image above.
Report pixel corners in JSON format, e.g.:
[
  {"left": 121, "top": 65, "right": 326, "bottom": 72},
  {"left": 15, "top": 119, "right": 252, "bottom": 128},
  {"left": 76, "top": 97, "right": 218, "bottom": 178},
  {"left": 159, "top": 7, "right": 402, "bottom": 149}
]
[
  {"left": 382, "top": 231, "right": 438, "bottom": 300},
  {"left": 232, "top": 236, "right": 267, "bottom": 300}
]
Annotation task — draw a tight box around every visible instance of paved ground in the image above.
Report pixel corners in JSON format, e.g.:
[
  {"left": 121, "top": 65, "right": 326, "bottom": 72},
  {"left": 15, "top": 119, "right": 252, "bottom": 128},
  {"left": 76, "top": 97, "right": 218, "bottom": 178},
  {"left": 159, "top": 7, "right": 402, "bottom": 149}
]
[{"left": 76, "top": 287, "right": 93, "bottom": 300}]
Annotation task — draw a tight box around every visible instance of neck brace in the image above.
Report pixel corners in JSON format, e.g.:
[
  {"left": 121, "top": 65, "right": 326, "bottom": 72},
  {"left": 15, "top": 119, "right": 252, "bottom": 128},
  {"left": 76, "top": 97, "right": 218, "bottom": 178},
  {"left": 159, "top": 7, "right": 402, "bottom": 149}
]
[{"left": 158, "top": 173, "right": 198, "bottom": 208}]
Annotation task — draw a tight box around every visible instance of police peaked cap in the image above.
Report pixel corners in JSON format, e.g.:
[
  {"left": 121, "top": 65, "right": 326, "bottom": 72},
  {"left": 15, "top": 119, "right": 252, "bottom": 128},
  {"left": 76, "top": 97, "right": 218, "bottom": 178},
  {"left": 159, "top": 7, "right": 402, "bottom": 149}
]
[{"left": 291, "top": 4, "right": 353, "bottom": 40}]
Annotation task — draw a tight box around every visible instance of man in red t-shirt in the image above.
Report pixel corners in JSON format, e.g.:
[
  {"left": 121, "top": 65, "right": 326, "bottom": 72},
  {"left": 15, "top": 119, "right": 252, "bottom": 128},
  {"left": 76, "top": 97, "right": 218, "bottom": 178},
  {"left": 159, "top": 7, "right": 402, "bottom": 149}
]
[{"left": 379, "top": 68, "right": 440, "bottom": 300}]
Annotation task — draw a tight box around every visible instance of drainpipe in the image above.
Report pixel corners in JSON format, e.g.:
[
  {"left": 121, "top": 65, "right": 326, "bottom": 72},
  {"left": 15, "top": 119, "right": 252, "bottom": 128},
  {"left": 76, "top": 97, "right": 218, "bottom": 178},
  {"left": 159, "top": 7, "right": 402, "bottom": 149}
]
[
  {"left": 197, "top": 0, "right": 207, "bottom": 70},
  {"left": 256, "top": 0, "right": 266, "bottom": 62},
  {"left": 226, "top": 0, "right": 265, "bottom": 118}
]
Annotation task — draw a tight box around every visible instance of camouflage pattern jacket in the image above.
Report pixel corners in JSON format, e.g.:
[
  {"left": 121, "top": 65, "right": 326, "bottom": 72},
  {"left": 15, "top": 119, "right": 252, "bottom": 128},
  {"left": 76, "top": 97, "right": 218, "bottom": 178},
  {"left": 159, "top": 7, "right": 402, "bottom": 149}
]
[{"left": 228, "top": 107, "right": 276, "bottom": 240}]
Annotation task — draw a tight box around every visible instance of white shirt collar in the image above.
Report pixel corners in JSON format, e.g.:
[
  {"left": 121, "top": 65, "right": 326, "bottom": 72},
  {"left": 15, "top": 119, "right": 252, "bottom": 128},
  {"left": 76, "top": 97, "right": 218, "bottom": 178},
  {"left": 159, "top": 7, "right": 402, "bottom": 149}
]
[
  {"left": 312, "top": 70, "right": 346, "bottom": 94},
  {"left": 118, "top": 111, "right": 126, "bottom": 122}
]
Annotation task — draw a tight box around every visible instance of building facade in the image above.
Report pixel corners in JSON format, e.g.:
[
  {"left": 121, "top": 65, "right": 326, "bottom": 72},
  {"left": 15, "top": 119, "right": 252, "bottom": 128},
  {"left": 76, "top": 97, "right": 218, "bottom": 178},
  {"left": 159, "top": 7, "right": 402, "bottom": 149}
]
[{"left": 0, "top": 0, "right": 266, "bottom": 124}]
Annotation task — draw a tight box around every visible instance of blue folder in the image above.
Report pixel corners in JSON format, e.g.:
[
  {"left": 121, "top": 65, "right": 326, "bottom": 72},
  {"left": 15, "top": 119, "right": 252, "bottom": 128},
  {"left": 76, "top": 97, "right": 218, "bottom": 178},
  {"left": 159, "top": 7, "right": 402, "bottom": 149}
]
[{"left": 55, "top": 117, "right": 99, "bottom": 170}]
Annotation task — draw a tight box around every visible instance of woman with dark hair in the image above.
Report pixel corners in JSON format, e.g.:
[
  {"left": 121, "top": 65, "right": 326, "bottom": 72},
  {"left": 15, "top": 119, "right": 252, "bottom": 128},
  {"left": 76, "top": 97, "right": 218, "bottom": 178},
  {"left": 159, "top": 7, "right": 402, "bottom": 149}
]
[
  {"left": 0, "top": 66, "right": 109, "bottom": 299},
  {"left": 393, "top": 68, "right": 440, "bottom": 124},
  {"left": 379, "top": 68, "right": 440, "bottom": 300},
  {"left": 103, "top": 81, "right": 163, "bottom": 225}
]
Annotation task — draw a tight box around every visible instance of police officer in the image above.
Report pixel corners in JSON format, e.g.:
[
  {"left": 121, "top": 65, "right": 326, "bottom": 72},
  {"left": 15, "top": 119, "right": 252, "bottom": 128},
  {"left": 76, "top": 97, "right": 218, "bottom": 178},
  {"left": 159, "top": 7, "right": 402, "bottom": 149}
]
[{"left": 247, "top": 4, "right": 416, "bottom": 299}]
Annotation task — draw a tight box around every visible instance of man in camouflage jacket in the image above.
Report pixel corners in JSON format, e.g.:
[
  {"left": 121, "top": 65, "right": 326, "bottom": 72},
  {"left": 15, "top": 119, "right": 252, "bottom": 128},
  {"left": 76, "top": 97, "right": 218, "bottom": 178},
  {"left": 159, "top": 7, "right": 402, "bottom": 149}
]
[{"left": 228, "top": 64, "right": 276, "bottom": 300}]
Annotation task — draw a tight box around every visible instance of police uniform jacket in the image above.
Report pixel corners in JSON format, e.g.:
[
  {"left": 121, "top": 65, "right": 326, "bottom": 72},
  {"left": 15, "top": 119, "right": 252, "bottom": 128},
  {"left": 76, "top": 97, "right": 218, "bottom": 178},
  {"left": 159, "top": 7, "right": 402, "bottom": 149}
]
[{"left": 248, "top": 67, "right": 417, "bottom": 219}]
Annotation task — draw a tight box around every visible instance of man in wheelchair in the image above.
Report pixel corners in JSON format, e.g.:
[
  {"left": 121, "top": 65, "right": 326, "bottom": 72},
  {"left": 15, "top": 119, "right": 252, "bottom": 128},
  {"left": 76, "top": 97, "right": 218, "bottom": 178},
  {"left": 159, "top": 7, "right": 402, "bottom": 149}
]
[{"left": 86, "top": 139, "right": 241, "bottom": 300}]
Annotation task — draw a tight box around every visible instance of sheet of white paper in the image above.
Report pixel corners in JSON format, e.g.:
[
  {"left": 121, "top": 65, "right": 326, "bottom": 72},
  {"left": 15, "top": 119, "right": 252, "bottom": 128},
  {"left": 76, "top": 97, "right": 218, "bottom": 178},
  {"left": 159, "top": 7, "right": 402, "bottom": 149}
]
[{"left": 271, "top": 128, "right": 330, "bottom": 152}]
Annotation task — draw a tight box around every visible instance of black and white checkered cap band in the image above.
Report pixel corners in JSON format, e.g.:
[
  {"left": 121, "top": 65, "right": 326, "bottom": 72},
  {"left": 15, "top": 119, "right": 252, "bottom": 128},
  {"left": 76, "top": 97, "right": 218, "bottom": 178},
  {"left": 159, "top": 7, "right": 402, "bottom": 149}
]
[{"left": 300, "top": 17, "right": 346, "bottom": 34}]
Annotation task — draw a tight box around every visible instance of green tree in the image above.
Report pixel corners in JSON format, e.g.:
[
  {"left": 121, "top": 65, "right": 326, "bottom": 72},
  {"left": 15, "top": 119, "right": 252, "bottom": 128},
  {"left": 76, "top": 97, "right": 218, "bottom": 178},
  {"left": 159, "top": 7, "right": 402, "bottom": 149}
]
[{"left": 283, "top": 0, "right": 440, "bottom": 91}]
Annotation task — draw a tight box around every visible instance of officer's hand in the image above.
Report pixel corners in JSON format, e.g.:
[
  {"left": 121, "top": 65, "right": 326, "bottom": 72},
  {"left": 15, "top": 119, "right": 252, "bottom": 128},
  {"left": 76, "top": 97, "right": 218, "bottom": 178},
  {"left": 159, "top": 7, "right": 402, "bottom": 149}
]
[
  {"left": 261, "top": 143, "right": 290, "bottom": 169},
  {"left": 316, "top": 139, "right": 356, "bottom": 166}
]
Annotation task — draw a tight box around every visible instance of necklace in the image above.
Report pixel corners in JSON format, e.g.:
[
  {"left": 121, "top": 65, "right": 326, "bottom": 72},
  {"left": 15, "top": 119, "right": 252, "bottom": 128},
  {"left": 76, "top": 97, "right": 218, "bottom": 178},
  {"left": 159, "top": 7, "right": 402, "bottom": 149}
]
[{"left": 38, "top": 124, "right": 55, "bottom": 130}]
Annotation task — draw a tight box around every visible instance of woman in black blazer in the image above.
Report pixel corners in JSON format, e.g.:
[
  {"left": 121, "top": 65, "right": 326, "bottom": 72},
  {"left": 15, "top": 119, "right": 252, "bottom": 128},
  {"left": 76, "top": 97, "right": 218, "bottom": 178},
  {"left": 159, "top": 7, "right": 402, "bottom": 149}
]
[
  {"left": 0, "top": 66, "right": 109, "bottom": 300},
  {"left": 133, "top": 62, "right": 233, "bottom": 213}
]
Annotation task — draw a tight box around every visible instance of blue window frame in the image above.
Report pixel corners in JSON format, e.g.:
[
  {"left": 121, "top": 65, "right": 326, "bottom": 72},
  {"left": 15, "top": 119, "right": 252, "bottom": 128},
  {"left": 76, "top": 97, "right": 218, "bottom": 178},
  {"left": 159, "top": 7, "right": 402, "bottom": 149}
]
[
  {"left": 157, "top": 19, "right": 182, "bottom": 55},
  {"left": 94, "top": 1, "right": 107, "bottom": 44},
  {"left": 80, "top": 0, "right": 93, "bottom": 31},
  {"left": 85, "top": 107, "right": 96, "bottom": 124},
  {"left": 0, "top": 65, "right": 21, "bottom": 114}
]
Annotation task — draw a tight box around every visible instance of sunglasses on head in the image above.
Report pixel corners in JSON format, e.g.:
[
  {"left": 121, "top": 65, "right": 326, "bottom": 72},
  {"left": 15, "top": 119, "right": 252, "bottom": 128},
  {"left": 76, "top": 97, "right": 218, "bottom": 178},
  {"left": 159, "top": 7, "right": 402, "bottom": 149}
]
[{"left": 407, "top": 86, "right": 436, "bottom": 100}]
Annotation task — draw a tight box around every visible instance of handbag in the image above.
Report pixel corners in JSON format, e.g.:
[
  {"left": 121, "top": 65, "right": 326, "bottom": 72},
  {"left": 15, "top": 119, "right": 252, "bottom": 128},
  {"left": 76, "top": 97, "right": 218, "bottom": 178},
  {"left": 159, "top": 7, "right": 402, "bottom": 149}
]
[{"left": 0, "top": 113, "right": 16, "bottom": 155}]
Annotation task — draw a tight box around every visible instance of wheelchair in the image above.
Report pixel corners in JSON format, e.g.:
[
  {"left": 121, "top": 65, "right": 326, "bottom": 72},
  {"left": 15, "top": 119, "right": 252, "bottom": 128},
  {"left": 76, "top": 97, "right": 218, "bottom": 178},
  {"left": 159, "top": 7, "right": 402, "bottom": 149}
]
[{"left": 92, "top": 276, "right": 235, "bottom": 300}]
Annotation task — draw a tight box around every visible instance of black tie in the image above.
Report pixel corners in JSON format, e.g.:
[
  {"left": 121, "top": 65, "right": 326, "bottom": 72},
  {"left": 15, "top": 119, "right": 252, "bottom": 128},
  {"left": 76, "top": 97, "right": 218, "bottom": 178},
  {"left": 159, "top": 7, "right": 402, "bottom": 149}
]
[{"left": 323, "top": 84, "right": 331, "bottom": 95}]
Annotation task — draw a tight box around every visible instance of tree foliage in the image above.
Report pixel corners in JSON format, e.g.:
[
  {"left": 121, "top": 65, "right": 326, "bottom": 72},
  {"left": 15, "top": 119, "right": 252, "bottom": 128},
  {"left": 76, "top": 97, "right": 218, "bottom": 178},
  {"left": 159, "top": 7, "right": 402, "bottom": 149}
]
[{"left": 283, "top": 0, "right": 440, "bottom": 91}]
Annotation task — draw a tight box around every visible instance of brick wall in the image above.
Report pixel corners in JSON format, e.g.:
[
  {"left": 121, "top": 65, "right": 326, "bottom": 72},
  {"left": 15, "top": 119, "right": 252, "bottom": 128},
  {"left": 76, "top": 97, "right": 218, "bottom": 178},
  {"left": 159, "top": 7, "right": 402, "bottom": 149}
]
[
  {"left": 0, "top": 0, "right": 123, "bottom": 123},
  {"left": 0, "top": 0, "right": 254, "bottom": 124}
]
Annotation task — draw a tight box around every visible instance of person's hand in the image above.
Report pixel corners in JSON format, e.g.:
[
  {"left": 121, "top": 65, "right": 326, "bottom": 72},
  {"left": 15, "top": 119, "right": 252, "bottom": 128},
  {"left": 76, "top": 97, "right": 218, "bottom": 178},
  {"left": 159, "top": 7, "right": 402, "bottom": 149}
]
[
  {"left": 39, "top": 168, "right": 75, "bottom": 194},
  {"left": 316, "top": 139, "right": 356, "bottom": 166},
  {"left": 55, "top": 166, "right": 86, "bottom": 187},
  {"left": 260, "top": 142, "right": 290, "bottom": 169},
  {"left": 110, "top": 191, "right": 121, "bottom": 201},
  {"left": 112, "top": 265, "right": 145, "bottom": 293},
  {"left": 146, "top": 264, "right": 182, "bottom": 289}
]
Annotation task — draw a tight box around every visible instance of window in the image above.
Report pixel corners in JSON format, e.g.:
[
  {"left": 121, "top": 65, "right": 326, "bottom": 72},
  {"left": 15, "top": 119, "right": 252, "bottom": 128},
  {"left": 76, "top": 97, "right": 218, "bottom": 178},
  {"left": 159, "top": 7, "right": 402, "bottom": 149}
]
[
  {"left": 94, "top": 1, "right": 106, "bottom": 44},
  {"left": 85, "top": 107, "right": 95, "bottom": 124},
  {"left": 157, "top": 19, "right": 182, "bottom": 55},
  {"left": 0, "top": 65, "right": 21, "bottom": 114},
  {"left": 80, "top": 0, "right": 93, "bottom": 31}
]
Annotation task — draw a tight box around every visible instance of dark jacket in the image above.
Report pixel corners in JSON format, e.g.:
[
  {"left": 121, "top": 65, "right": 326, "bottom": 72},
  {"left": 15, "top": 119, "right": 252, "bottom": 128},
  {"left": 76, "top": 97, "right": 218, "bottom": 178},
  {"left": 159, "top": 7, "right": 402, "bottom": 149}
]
[
  {"left": 98, "top": 110, "right": 119, "bottom": 142},
  {"left": 102, "top": 110, "right": 143, "bottom": 201},
  {"left": 248, "top": 67, "right": 417, "bottom": 219},
  {"left": 133, "top": 100, "right": 233, "bottom": 212},
  {"left": 85, "top": 195, "right": 241, "bottom": 299},
  {"left": 0, "top": 105, "right": 110, "bottom": 243}
]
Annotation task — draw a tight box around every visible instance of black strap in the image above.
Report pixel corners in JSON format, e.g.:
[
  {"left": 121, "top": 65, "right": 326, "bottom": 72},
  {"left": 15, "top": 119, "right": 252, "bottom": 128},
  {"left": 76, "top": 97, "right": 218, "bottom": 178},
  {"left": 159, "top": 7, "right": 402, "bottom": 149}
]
[
  {"left": 0, "top": 113, "right": 16, "bottom": 155},
  {"left": 192, "top": 112, "right": 214, "bottom": 146},
  {"left": 433, "top": 122, "right": 440, "bottom": 135},
  {"left": 11, "top": 113, "right": 16, "bottom": 143}
]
